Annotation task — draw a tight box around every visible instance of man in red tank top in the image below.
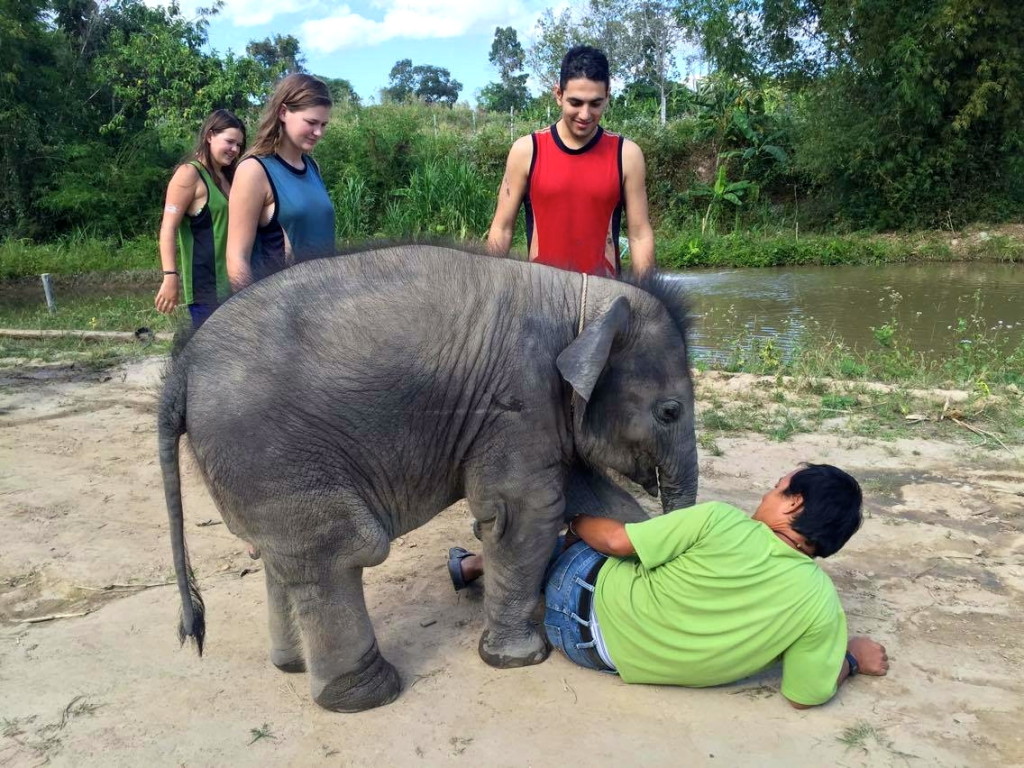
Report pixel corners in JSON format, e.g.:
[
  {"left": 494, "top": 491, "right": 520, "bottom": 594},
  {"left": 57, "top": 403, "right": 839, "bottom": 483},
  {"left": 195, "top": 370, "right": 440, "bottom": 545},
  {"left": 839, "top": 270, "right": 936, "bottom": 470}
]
[{"left": 487, "top": 46, "right": 655, "bottom": 278}]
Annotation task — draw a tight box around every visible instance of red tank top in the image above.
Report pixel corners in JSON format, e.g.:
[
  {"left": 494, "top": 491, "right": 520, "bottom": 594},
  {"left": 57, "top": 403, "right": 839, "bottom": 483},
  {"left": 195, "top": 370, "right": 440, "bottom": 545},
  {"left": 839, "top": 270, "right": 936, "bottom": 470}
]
[{"left": 525, "top": 124, "right": 623, "bottom": 277}]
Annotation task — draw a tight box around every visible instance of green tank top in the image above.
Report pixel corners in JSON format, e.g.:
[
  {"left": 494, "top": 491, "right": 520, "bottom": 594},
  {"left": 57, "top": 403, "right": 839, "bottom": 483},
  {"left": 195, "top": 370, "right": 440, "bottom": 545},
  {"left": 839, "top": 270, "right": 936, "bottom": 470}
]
[{"left": 176, "top": 161, "right": 229, "bottom": 305}]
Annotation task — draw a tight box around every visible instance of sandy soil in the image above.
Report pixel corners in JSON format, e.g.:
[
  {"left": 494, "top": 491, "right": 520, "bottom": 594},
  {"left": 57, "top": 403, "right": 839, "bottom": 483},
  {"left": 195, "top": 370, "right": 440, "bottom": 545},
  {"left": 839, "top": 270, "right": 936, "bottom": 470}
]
[{"left": 1, "top": 358, "right": 1022, "bottom": 768}]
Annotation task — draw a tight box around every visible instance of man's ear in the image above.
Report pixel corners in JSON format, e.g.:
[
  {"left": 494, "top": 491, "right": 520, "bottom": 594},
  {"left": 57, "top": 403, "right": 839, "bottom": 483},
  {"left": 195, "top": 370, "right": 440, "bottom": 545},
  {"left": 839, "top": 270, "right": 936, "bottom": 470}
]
[
  {"left": 556, "top": 296, "right": 630, "bottom": 406},
  {"left": 783, "top": 494, "right": 804, "bottom": 517},
  {"left": 553, "top": 84, "right": 563, "bottom": 103}
]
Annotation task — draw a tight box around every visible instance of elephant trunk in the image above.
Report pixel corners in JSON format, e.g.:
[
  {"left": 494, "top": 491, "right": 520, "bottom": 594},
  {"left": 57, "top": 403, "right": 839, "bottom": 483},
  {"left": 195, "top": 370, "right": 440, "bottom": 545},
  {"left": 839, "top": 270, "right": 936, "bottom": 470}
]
[{"left": 657, "top": 421, "right": 699, "bottom": 514}]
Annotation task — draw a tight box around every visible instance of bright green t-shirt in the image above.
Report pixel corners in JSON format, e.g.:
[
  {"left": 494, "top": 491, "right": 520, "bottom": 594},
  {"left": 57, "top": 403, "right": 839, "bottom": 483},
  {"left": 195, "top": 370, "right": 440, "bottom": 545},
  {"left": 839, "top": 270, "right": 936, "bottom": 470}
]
[{"left": 594, "top": 501, "right": 847, "bottom": 706}]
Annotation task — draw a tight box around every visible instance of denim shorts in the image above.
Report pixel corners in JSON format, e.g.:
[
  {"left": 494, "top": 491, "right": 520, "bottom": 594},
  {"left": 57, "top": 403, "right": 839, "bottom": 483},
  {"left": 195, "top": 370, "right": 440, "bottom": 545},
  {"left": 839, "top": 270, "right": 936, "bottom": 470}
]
[{"left": 543, "top": 541, "right": 614, "bottom": 672}]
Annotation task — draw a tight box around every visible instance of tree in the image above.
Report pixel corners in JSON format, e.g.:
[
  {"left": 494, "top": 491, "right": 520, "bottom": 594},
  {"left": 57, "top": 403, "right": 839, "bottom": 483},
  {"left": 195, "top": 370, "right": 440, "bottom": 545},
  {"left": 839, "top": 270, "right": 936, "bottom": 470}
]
[
  {"left": 246, "top": 34, "right": 305, "bottom": 76},
  {"left": 383, "top": 60, "right": 462, "bottom": 107},
  {"left": 321, "top": 76, "right": 361, "bottom": 108},
  {"left": 479, "top": 26, "right": 530, "bottom": 112},
  {"left": 617, "top": 0, "right": 688, "bottom": 124},
  {"left": 675, "top": 0, "right": 1024, "bottom": 225},
  {"left": 525, "top": 7, "right": 599, "bottom": 90},
  {"left": 0, "top": 0, "right": 63, "bottom": 233},
  {"left": 490, "top": 26, "right": 525, "bottom": 80},
  {"left": 525, "top": 0, "right": 687, "bottom": 122},
  {"left": 382, "top": 58, "right": 415, "bottom": 102}
]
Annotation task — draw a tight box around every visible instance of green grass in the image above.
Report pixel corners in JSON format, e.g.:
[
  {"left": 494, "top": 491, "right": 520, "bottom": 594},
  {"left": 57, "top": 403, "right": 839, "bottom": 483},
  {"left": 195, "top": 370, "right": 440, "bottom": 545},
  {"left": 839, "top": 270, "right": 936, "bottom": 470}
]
[
  {"left": 0, "top": 292, "right": 175, "bottom": 333},
  {"left": 0, "top": 336, "right": 170, "bottom": 367},
  {"left": 0, "top": 290, "right": 175, "bottom": 367},
  {"left": 3, "top": 223, "right": 1022, "bottom": 282},
  {"left": 837, "top": 720, "right": 882, "bottom": 750},
  {"left": 656, "top": 229, "right": 1024, "bottom": 270},
  {"left": 0, "top": 234, "right": 156, "bottom": 280},
  {"left": 701, "top": 311, "right": 1024, "bottom": 391}
]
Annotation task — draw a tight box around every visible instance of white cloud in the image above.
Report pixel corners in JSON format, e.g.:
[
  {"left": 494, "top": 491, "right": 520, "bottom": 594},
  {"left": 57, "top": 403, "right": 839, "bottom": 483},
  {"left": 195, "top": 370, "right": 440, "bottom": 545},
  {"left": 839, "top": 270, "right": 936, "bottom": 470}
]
[
  {"left": 145, "top": 0, "right": 320, "bottom": 27},
  {"left": 300, "top": 0, "right": 545, "bottom": 53}
]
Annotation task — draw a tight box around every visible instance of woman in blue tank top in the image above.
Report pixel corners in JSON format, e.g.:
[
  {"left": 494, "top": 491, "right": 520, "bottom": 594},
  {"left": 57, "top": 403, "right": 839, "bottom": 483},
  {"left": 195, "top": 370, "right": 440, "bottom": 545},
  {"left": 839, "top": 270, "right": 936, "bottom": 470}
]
[{"left": 226, "top": 74, "right": 336, "bottom": 291}]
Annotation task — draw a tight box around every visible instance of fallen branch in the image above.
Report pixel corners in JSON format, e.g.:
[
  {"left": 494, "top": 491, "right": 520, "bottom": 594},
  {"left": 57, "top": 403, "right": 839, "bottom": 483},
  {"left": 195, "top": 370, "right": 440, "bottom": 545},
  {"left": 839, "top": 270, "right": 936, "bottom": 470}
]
[
  {"left": 74, "top": 581, "right": 173, "bottom": 592},
  {"left": 947, "top": 417, "right": 1016, "bottom": 458},
  {"left": 18, "top": 610, "right": 91, "bottom": 624},
  {"left": 0, "top": 328, "right": 173, "bottom": 342}
]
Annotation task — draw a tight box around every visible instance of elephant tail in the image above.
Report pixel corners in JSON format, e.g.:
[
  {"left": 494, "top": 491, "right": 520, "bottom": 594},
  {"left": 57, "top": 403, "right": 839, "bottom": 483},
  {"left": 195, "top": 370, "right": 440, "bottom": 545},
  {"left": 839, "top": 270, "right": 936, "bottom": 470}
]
[{"left": 158, "top": 363, "right": 206, "bottom": 656}]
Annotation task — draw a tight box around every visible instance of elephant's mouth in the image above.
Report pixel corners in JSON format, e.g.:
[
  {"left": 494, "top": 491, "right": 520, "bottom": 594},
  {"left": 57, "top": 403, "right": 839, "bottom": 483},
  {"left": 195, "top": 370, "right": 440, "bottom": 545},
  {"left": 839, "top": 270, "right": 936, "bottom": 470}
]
[{"left": 629, "top": 458, "right": 660, "bottom": 498}]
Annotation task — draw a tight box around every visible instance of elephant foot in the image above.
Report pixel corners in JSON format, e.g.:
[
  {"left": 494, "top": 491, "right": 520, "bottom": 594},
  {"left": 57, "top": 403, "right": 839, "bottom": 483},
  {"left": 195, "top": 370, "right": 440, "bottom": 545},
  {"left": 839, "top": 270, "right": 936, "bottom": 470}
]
[
  {"left": 478, "top": 626, "right": 550, "bottom": 669},
  {"left": 270, "top": 647, "right": 306, "bottom": 674},
  {"left": 311, "top": 642, "right": 402, "bottom": 713}
]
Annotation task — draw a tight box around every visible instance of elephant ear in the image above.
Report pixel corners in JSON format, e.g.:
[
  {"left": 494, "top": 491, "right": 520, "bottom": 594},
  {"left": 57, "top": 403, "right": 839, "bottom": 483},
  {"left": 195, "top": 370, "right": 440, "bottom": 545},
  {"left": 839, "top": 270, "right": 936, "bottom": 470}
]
[{"left": 556, "top": 295, "right": 631, "bottom": 404}]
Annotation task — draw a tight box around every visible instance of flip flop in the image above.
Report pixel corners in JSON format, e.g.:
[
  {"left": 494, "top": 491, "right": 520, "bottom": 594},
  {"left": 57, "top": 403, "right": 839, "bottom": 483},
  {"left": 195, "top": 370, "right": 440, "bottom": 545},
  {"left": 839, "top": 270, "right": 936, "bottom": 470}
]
[{"left": 447, "top": 546, "right": 476, "bottom": 591}]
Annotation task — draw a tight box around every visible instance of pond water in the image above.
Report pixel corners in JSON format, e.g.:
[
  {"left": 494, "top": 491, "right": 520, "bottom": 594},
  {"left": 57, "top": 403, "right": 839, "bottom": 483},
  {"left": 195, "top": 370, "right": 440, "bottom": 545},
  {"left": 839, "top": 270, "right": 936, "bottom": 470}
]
[
  {"left": 3, "top": 262, "right": 1022, "bottom": 362},
  {"left": 671, "top": 262, "right": 1023, "bottom": 362}
]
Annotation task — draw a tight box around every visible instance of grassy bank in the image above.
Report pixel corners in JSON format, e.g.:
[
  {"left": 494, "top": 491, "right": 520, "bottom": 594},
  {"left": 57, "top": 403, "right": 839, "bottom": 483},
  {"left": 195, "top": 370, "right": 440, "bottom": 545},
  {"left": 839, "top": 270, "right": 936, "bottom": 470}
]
[
  {"left": 0, "top": 235, "right": 155, "bottom": 281},
  {"left": 687, "top": 302, "right": 1024, "bottom": 453},
  {"left": 657, "top": 226, "right": 1024, "bottom": 269},
  {"left": 0, "top": 291, "right": 175, "bottom": 366},
  {"left": 2, "top": 224, "right": 1022, "bottom": 282},
  {"left": 1, "top": 287, "right": 1020, "bottom": 453}
]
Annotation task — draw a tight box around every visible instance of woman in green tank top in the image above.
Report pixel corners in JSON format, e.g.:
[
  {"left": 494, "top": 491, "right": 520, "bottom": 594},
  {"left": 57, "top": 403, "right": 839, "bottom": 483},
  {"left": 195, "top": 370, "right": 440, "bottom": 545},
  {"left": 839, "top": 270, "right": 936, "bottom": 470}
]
[{"left": 155, "top": 110, "right": 246, "bottom": 328}]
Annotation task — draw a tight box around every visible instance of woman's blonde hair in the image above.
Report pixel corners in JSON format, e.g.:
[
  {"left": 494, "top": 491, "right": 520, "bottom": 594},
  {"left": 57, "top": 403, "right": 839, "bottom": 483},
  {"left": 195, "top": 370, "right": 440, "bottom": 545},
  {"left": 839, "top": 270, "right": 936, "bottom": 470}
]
[{"left": 246, "top": 74, "right": 333, "bottom": 159}]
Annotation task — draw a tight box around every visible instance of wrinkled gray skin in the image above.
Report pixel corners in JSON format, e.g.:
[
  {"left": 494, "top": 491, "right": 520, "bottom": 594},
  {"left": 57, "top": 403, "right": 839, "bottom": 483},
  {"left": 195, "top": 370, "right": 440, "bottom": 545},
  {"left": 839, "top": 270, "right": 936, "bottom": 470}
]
[{"left": 159, "top": 245, "right": 697, "bottom": 713}]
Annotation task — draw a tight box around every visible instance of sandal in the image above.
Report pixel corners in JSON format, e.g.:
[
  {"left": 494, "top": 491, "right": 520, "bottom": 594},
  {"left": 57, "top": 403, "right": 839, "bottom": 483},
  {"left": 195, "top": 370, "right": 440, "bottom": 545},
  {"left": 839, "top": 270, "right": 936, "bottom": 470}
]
[{"left": 447, "top": 547, "right": 476, "bottom": 592}]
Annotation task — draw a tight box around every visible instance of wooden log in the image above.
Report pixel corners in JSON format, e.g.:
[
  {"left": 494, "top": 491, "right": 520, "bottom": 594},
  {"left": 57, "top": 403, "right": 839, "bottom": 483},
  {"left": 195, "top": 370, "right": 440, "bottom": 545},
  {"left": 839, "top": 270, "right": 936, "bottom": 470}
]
[{"left": 0, "top": 328, "right": 174, "bottom": 342}]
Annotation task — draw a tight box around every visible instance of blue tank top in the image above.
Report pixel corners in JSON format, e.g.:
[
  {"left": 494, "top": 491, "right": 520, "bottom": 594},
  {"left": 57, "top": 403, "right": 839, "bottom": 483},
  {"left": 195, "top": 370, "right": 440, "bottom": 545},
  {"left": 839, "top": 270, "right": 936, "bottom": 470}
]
[{"left": 250, "top": 154, "right": 335, "bottom": 282}]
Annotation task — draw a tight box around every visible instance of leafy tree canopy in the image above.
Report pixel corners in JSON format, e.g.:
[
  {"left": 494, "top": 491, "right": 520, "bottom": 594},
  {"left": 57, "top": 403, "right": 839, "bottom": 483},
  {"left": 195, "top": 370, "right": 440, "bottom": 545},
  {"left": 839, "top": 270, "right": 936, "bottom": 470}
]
[
  {"left": 480, "top": 26, "right": 530, "bottom": 112},
  {"left": 383, "top": 59, "right": 463, "bottom": 107},
  {"left": 246, "top": 34, "right": 306, "bottom": 76}
]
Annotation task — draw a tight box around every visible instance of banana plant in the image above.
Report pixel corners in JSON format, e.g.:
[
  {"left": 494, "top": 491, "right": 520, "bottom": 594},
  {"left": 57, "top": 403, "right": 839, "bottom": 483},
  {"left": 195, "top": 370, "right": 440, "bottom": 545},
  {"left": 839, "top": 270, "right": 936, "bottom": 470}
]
[{"left": 687, "top": 165, "right": 756, "bottom": 235}]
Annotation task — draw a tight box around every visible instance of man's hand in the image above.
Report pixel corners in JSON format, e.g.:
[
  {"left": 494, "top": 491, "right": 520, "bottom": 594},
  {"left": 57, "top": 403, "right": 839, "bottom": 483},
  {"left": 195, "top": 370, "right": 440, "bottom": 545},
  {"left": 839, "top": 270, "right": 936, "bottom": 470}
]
[{"left": 848, "top": 635, "right": 889, "bottom": 676}]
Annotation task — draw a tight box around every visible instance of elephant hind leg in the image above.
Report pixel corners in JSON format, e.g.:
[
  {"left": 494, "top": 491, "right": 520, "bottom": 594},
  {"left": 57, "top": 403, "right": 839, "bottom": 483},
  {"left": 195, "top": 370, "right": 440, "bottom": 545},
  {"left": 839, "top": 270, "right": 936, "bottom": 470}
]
[
  {"left": 290, "top": 564, "right": 401, "bottom": 712},
  {"left": 264, "top": 566, "right": 305, "bottom": 673}
]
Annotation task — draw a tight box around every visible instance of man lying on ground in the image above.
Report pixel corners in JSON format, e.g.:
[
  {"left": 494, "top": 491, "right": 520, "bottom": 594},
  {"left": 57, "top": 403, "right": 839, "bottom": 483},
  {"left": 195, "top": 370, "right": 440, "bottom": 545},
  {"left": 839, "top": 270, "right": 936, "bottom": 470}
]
[{"left": 448, "top": 463, "right": 889, "bottom": 708}]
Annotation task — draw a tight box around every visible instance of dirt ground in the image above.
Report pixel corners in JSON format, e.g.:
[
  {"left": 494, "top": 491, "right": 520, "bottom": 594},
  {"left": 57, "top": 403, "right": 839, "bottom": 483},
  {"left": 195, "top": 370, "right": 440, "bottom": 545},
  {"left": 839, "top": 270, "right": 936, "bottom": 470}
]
[{"left": 1, "top": 358, "right": 1022, "bottom": 768}]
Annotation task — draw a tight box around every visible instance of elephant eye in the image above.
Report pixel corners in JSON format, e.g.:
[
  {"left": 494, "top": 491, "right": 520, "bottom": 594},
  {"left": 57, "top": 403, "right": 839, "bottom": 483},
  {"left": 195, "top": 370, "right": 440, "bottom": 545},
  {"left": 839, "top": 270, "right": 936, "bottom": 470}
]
[{"left": 654, "top": 399, "right": 681, "bottom": 424}]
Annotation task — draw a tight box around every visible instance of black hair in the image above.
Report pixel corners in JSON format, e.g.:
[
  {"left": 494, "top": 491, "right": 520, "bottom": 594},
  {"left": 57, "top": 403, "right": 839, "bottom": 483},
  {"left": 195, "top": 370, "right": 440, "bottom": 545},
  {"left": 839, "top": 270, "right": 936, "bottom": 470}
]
[
  {"left": 559, "top": 45, "right": 610, "bottom": 91},
  {"left": 786, "top": 463, "right": 863, "bottom": 558}
]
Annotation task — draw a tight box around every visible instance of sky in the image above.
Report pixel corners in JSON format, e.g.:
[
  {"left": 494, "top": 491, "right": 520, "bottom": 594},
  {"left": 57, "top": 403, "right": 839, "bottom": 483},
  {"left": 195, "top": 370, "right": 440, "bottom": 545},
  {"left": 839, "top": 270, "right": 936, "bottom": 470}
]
[{"left": 167, "top": 0, "right": 566, "bottom": 105}]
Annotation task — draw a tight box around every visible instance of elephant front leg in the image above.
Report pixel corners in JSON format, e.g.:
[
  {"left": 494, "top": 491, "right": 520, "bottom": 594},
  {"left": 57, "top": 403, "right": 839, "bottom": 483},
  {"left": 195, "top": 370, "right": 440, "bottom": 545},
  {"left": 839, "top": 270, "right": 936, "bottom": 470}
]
[
  {"left": 473, "top": 494, "right": 563, "bottom": 669},
  {"left": 288, "top": 565, "right": 401, "bottom": 712},
  {"left": 264, "top": 565, "right": 305, "bottom": 673}
]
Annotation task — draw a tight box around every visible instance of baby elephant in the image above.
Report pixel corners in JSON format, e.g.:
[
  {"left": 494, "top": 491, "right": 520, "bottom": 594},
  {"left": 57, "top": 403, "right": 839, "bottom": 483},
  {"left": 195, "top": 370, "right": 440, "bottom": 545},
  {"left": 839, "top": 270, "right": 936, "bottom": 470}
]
[{"left": 159, "top": 245, "right": 697, "bottom": 712}]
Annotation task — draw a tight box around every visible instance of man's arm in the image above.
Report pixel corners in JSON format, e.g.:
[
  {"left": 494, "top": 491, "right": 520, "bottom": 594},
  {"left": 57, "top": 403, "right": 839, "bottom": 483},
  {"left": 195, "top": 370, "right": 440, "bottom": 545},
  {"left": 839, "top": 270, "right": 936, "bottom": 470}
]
[
  {"left": 621, "top": 139, "right": 655, "bottom": 278},
  {"left": 569, "top": 515, "right": 636, "bottom": 557},
  {"left": 786, "top": 635, "right": 890, "bottom": 709},
  {"left": 486, "top": 136, "right": 532, "bottom": 256}
]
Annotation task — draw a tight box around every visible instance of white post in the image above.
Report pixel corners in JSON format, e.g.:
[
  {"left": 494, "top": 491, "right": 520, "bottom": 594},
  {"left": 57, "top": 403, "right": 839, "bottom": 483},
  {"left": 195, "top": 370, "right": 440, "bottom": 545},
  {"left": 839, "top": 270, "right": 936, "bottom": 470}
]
[{"left": 41, "top": 273, "right": 56, "bottom": 313}]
